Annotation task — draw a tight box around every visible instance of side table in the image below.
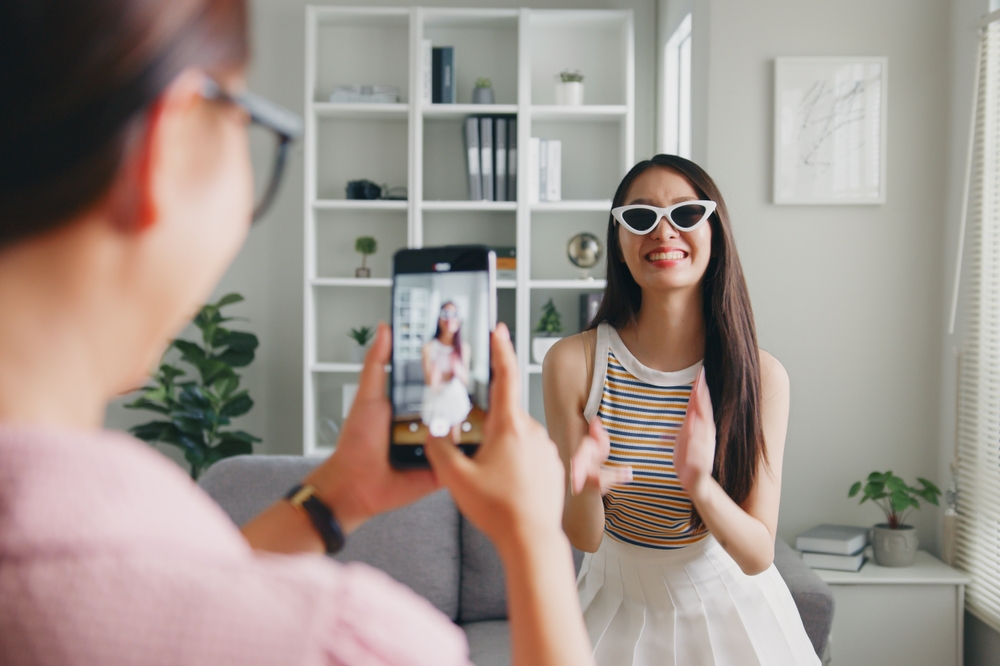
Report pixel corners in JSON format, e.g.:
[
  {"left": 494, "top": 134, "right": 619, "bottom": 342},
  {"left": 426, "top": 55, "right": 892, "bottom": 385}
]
[{"left": 814, "top": 550, "right": 970, "bottom": 666}]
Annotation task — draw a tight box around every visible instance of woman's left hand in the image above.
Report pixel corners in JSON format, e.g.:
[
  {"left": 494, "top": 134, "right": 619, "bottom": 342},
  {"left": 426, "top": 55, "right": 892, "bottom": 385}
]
[{"left": 672, "top": 367, "right": 717, "bottom": 498}]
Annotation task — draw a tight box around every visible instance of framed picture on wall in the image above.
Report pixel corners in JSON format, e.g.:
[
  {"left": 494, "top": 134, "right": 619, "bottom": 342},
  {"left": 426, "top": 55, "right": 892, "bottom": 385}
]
[{"left": 773, "top": 57, "right": 888, "bottom": 205}]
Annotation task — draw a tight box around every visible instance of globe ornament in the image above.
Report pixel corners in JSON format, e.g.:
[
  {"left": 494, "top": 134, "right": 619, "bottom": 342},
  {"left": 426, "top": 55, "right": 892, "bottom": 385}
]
[{"left": 567, "top": 232, "right": 602, "bottom": 279}]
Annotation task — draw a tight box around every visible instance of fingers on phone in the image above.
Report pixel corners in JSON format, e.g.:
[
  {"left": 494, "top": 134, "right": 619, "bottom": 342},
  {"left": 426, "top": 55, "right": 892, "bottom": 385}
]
[{"left": 357, "top": 323, "right": 390, "bottom": 400}]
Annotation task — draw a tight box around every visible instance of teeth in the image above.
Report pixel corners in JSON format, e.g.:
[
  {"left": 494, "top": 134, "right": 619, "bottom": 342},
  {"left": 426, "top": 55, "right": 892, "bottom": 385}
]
[{"left": 647, "top": 251, "right": 685, "bottom": 261}]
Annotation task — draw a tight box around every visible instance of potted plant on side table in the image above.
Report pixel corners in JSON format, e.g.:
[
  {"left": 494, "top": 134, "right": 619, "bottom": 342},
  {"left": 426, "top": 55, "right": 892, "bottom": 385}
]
[
  {"left": 472, "top": 77, "right": 495, "bottom": 104},
  {"left": 532, "top": 298, "right": 564, "bottom": 364},
  {"left": 555, "top": 70, "right": 584, "bottom": 106},
  {"left": 848, "top": 471, "right": 942, "bottom": 567}
]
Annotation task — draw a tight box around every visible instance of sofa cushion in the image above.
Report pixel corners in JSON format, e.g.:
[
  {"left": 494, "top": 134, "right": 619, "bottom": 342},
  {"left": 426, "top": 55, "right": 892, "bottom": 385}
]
[
  {"left": 773, "top": 537, "right": 835, "bottom": 658},
  {"left": 199, "top": 455, "right": 462, "bottom": 621},
  {"left": 458, "top": 516, "right": 586, "bottom": 623},
  {"left": 462, "top": 620, "right": 510, "bottom": 666}
]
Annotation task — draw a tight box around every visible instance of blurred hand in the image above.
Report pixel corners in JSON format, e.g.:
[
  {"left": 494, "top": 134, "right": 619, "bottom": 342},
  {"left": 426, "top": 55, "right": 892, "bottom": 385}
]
[
  {"left": 673, "top": 367, "right": 717, "bottom": 497},
  {"left": 569, "top": 418, "right": 632, "bottom": 496},
  {"left": 424, "top": 323, "right": 565, "bottom": 553},
  {"left": 306, "top": 322, "right": 438, "bottom": 534}
]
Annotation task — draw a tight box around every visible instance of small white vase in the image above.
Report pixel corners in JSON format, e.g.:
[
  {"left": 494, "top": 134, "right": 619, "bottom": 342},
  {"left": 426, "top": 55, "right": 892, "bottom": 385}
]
[
  {"left": 555, "top": 81, "right": 584, "bottom": 106},
  {"left": 350, "top": 345, "right": 369, "bottom": 364},
  {"left": 532, "top": 336, "right": 562, "bottom": 364}
]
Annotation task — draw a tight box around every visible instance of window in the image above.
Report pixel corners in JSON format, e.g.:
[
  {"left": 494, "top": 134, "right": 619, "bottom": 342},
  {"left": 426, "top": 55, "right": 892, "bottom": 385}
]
[
  {"left": 957, "top": 16, "right": 1000, "bottom": 634},
  {"left": 660, "top": 13, "right": 691, "bottom": 158}
]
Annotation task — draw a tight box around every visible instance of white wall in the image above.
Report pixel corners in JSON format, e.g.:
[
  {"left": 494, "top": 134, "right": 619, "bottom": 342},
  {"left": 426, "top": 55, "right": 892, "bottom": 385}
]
[
  {"left": 696, "top": 0, "right": 951, "bottom": 549},
  {"left": 104, "top": 0, "right": 659, "bottom": 457}
]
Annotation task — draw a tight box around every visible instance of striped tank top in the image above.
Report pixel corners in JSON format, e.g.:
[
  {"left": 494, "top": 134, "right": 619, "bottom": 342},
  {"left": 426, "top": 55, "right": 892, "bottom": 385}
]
[{"left": 583, "top": 323, "right": 708, "bottom": 550}]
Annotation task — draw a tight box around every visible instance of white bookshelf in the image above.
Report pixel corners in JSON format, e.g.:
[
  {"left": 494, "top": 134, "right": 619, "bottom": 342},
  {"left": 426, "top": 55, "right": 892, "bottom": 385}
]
[{"left": 304, "top": 6, "right": 634, "bottom": 456}]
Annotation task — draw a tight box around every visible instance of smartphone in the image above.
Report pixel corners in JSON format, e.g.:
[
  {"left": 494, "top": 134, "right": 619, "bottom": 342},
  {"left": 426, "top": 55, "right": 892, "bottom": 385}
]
[{"left": 389, "top": 246, "right": 497, "bottom": 469}]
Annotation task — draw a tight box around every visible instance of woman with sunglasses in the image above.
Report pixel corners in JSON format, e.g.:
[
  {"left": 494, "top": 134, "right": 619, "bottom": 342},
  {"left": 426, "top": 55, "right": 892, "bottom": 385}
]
[
  {"left": 0, "top": 1, "right": 594, "bottom": 664},
  {"left": 543, "top": 155, "right": 819, "bottom": 665}
]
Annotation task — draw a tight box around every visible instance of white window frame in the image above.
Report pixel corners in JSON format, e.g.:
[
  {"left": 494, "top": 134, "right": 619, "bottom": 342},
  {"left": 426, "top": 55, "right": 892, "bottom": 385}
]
[{"left": 660, "top": 13, "right": 692, "bottom": 158}]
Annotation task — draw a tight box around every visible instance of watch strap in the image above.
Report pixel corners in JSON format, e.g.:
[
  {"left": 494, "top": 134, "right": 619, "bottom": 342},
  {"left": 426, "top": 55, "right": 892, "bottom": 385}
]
[{"left": 285, "top": 483, "right": 345, "bottom": 554}]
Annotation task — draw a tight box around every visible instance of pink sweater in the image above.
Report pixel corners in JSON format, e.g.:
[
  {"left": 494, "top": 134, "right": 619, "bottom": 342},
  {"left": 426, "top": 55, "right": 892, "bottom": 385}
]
[{"left": 0, "top": 425, "right": 470, "bottom": 665}]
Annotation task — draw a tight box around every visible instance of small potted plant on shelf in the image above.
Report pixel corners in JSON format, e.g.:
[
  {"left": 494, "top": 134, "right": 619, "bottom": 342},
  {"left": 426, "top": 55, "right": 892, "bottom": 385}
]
[
  {"left": 556, "top": 70, "right": 585, "bottom": 106},
  {"left": 848, "top": 471, "right": 942, "bottom": 567},
  {"left": 472, "top": 77, "right": 495, "bottom": 104},
  {"left": 355, "top": 236, "right": 377, "bottom": 278},
  {"left": 348, "top": 325, "right": 375, "bottom": 363},
  {"left": 532, "top": 299, "right": 564, "bottom": 364}
]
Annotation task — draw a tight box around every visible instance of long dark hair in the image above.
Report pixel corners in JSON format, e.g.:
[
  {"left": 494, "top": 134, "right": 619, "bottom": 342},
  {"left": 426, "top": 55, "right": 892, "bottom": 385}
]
[
  {"left": 434, "top": 302, "right": 463, "bottom": 359},
  {"left": 590, "top": 154, "right": 765, "bottom": 527},
  {"left": 0, "top": 0, "right": 249, "bottom": 248}
]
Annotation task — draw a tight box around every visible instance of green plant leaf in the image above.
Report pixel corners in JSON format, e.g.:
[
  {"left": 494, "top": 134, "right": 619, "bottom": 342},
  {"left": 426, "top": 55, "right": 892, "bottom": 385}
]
[
  {"left": 206, "top": 437, "right": 254, "bottom": 465},
  {"left": 124, "top": 398, "right": 171, "bottom": 415},
  {"left": 864, "top": 481, "right": 885, "bottom": 497},
  {"left": 130, "top": 420, "right": 179, "bottom": 443},
  {"left": 917, "top": 477, "right": 942, "bottom": 495},
  {"left": 214, "top": 293, "right": 245, "bottom": 308},
  {"left": 216, "top": 349, "right": 254, "bottom": 368},
  {"left": 218, "top": 330, "right": 258, "bottom": 353},
  {"left": 890, "top": 489, "right": 913, "bottom": 514},
  {"left": 221, "top": 391, "right": 253, "bottom": 418},
  {"left": 200, "top": 358, "right": 236, "bottom": 385},
  {"left": 885, "top": 475, "right": 906, "bottom": 493},
  {"left": 214, "top": 375, "right": 239, "bottom": 399},
  {"left": 848, "top": 481, "right": 862, "bottom": 497},
  {"left": 173, "top": 339, "right": 207, "bottom": 364}
]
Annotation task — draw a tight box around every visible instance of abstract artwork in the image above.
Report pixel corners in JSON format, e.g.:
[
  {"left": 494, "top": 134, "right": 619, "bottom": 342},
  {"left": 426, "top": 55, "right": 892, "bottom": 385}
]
[{"left": 773, "top": 57, "right": 887, "bottom": 204}]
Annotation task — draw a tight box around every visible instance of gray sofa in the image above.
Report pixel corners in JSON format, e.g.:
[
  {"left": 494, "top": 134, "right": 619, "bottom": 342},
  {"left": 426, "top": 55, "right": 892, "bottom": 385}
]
[{"left": 200, "top": 455, "right": 833, "bottom": 664}]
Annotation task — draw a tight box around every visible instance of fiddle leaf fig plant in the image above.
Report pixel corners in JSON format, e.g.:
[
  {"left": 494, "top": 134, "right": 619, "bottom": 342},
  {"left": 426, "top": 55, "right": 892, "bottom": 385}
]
[
  {"left": 848, "top": 471, "right": 941, "bottom": 529},
  {"left": 126, "top": 293, "right": 261, "bottom": 480}
]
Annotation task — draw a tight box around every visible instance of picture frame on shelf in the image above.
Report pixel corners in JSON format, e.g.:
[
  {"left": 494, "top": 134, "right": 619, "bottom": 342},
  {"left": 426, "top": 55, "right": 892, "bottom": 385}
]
[{"left": 773, "top": 57, "right": 888, "bottom": 205}]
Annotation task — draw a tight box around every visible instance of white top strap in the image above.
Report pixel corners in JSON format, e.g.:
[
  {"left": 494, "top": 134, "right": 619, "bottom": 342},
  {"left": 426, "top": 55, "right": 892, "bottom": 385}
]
[{"left": 583, "top": 323, "right": 611, "bottom": 421}]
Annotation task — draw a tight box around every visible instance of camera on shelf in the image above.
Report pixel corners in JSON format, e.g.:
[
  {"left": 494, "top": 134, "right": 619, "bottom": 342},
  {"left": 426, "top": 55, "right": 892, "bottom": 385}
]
[
  {"left": 346, "top": 179, "right": 383, "bottom": 200},
  {"left": 345, "top": 179, "right": 408, "bottom": 201}
]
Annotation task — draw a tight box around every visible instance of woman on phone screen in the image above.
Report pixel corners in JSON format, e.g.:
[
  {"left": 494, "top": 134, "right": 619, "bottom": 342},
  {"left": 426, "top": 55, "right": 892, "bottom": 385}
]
[
  {"left": 421, "top": 302, "right": 472, "bottom": 439},
  {"left": 543, "top": 155, "right": 819, "bottom": 665}
]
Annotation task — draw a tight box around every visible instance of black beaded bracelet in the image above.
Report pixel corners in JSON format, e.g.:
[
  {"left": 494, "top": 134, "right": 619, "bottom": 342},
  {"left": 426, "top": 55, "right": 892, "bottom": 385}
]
[{"left": 285, "top": 483, "right": 345, "bottom": 554}]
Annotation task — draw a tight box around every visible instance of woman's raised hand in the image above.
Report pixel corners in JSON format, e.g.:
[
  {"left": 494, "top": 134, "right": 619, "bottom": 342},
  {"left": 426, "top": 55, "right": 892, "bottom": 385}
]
[
  {"left": 569, "top": 418, "right": 633, "bottom": 496},
  {"left": 672, "top": 366, "right": 717, "bottom": 496}
]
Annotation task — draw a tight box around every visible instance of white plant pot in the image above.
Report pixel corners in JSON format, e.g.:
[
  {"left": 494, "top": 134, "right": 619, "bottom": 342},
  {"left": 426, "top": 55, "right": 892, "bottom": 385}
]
[
  {"left": 555, "top": 81, "right": 584, "bottom": 106},
  {"left": 532, "top": 336, "right": 562, "bottom": 365},
  {"left": 350, "top": 345, "right": 369, "bottom": 364}
]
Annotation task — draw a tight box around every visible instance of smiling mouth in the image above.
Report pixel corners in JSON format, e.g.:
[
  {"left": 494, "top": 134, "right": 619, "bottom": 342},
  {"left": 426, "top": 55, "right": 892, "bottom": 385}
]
[{"left": 646, "top": 250, "right": 687, "bottom": 261}]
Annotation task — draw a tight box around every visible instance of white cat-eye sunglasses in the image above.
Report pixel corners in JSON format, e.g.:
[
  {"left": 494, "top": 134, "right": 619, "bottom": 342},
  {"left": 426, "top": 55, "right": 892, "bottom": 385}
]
[{"left": 611, "top": 200, "right": 717, "bottom": 235}]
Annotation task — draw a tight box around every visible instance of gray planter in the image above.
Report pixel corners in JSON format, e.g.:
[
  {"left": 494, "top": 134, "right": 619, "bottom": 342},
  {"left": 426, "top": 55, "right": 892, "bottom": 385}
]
[
  {"left": 472, "top": 87, "right": 495, "bottom": 104},
  {"left": 872, "top": 524, "right": 918, "bottom": 567}
]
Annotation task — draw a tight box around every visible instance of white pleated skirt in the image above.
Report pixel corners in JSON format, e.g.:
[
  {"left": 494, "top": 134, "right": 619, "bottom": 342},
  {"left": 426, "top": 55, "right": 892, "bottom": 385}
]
[{"left": 578, "top": 534, "right": 820, "bottom": 666}]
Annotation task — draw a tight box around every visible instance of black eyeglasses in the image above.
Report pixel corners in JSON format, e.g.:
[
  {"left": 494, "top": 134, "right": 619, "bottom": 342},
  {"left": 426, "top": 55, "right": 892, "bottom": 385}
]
[{"left": 201, "top": 79, "right": 303, "bottom": 222}]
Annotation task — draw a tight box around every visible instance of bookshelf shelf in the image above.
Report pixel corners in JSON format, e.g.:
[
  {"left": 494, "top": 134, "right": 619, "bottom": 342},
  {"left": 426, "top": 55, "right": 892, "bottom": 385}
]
[
  {"left": 423, "top": 104, "right": 518, "bottom": 118},
  {"left": 421, "top": 200, "right": 517, "bottom": 211},
  {"left": 304, "top": 6, "right": 634, "bottom": 454},
  {"left": 313, "top": 102, "right": 409, "bottom": 119},
  {"left": 313, "top": 199, "right": 408, "bottom": 211},
  {"left": 530, "top": 279, "right": 607, "bottom": 290},
  {"left": 311, "top": 278, "right": 393, "bottom": 288},
  {"left": 531, "top": 105, "right": 627, "bottom": 122},
  {"left": 312, "top": 363, "right": 364, "bottom": 373}
]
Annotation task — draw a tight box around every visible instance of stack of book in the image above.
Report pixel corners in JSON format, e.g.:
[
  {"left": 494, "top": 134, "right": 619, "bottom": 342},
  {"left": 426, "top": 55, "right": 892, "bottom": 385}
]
[
  {"left": 494, "top": 247, "right": 516, "bottom": 280},
  {"left": 422, "top": 41, "right": 456, "bottom": 104},
  {"left": 795, "top": 524, "right": 870, "bottom": 572},
  {"left": 528, "top": 138, "right": 562, "bottom": 203},
  {"left": 464, "top": 116, "right": 517, "bottom": 202}
]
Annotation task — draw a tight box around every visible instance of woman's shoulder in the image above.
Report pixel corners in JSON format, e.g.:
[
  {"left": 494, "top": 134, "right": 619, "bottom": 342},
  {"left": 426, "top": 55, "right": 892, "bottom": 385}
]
[
  {"left": 541, "top": 330, "right": 597, "bottom": 399},
  {"left": 758, "top": 349, "right": 789, "bottom": 399}
]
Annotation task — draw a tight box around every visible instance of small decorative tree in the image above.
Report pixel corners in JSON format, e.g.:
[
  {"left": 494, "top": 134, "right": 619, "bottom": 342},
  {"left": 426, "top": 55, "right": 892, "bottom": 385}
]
[
  {"left": 355, "top": 236, "right": 377, "bottom": 278},
  {"left": 535, "top": 299, "right": 564, "bottom": 336},
  {"left": 848, "top": 471, "right": 941, "bottom": 529},
  {"left": 126, "top": 293, "right": 261, "bottom": 480}
]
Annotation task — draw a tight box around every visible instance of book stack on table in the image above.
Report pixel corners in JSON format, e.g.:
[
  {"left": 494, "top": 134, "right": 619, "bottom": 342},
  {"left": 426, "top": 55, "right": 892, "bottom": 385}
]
[{"left": 795, "top": 524, "right": 870, "bottom": 572}]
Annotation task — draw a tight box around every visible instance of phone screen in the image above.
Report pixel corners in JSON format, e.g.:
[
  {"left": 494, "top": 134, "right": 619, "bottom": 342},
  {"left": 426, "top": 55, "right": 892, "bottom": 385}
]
[{"left": 390, "top": 246, "right": 496, "bottom": 468}]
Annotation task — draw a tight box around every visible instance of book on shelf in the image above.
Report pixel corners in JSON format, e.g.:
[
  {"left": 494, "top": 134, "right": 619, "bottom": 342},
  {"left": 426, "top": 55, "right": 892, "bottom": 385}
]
[
  {"left": 796, "top": 524, "right": 870, "bottom": 556},
  {"left": 494, "top": 118, "right": 507, "bottom": 201},
  {"left": 464, "top": 117, "right": 482, "bottom": 200},
  {"left": 432, "top": 46, "right": 455, "bottom": 104},
  {"left": 801, "top": 550, "right": 866, "bottom": 572},
  {"left": 508, "top": 118, "right": 517, "bottom": 202},
  {"left": 479, "top": 117, "right": 494, "bottom": 201},
  {"left": 421, "top": 39, "right": 432, "bottom": 104},
  {"left": 528, "top": 138, "right": 562, "bottom": 203},
  {"left": 494, "top": 247, "right": 516, "bottom": 280}
]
